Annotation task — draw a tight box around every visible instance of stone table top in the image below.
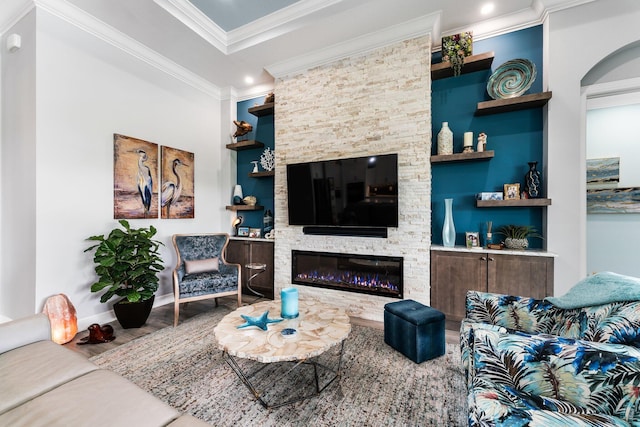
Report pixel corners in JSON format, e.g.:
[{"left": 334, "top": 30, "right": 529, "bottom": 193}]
[{"left": 213, "top": 300, "right": 351, "bottom": 363}]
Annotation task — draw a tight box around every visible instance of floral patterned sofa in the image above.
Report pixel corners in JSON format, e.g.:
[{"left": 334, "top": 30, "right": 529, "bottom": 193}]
[{"left": 461, "top": 272, "right": 640, "bottom": 426}]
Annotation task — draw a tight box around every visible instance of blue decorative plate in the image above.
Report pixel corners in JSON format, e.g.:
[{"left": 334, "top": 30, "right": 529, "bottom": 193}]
[{"left": 487, "top": 59, "right": 537, "bottom": 100}]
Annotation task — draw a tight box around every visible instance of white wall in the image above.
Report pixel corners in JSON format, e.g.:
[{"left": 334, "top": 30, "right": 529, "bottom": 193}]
[
  {"left": 547, "top": 0, "right": 640, "bottom": 295},
  {"left": 586, "top": 99, "right": 640, "bottom": 277},
  {"left": 0, "top": 9, "right": 36, "bottom": 319},
  {"left": 1, "top": 9, "right": 232, "bottom": 327}
]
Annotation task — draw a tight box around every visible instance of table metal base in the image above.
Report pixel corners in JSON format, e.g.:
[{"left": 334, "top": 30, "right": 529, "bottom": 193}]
[{"left": 222, "top": 340, "right": 346, "bottom": 409}]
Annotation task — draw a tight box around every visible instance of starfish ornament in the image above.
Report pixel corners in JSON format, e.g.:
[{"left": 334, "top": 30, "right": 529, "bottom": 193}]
[{"left": 237, "top": 310, "right": 283, "bottom": 331}]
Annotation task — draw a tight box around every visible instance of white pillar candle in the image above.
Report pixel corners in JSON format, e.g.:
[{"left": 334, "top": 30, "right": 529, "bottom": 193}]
[{"left": 464, "top": 132, "right": 473, "bottom": 147}]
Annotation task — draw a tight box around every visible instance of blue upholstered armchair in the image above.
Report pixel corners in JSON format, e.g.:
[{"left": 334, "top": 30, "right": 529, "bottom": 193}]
[{"left": 172, "top": 234, "right": 241, "bottom": 326}]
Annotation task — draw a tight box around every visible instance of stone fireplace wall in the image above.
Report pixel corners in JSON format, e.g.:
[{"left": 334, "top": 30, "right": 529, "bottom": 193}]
[{"left": 273, "top": 35, "right": 431, "bottom": 322}]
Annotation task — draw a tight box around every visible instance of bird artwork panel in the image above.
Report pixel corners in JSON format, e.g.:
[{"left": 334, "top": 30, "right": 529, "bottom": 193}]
[
  {"left": 161, "top": 145, "right": 194, "bottom": 219},
  {"left": 113, "top": 134, "right": 159, "bottom": 219}
]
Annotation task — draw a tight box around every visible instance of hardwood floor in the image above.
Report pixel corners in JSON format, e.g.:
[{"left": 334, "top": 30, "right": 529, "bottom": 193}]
[{"left": 66, "top": 295, "right": 459, "bottom": 358}]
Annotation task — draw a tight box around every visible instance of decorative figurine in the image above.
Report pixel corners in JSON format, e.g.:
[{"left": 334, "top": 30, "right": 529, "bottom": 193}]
[
  {"left": 251, "top": 161, "right": 259, "bottom": 173},
  {"left": 260, "top": 147, "right": 275, "bottom": 171},
  {"left": 77, "top": 323, "right": 115, "bottom": 345},
  {"left": 477, "top": 133, "right": 487, "bottom": 152},
  {"left": 233, "top": 120, "right": 253, "bottom": 139},
  {"left": 264, "top": 92, "right": 274, "bottom": 104},
  {"left": 237, "top": 311, "right": 283, "bottom": 331}
]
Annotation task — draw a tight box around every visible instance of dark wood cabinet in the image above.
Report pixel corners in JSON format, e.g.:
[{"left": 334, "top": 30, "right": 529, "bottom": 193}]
[
  {"left": 430, "top": 249, "right": 553, "bottom": 323},
  {"left": 225, "top": 239, "right": 274, "bottom": 299}
]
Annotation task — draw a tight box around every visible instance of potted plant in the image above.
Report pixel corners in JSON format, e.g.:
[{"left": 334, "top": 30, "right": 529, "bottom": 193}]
[
  {"left": 496, "top": 224, "right": 542, "bottom": 250},
  {"left": 85, "top": 219, "right": 164, "bottom": 328}
]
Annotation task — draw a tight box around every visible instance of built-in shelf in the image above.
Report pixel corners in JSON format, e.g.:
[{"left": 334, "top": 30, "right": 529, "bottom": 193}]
[
  {"left": 475, "top": 92, "right": 552, "bottom": 116},
  {"left": 476, "top": 198, "right": 552, "bottom": 208},
  {"left": 431, "top": 52, "right": 495, "bottom": 80},
  {"left": 248, "top": 102, "right": 274, "bottom": 117},
  {"left": 248, "top": 170, "right": 275, "bottom": 178},
  {"left": 225, "top": 140, "right": 264, "bottom": 151},
  {"left": 431, "top": 150, "right": 494, "bottom": 163},
  {"left": 225, "top": 205, "right": 264, "bottom": 211}
]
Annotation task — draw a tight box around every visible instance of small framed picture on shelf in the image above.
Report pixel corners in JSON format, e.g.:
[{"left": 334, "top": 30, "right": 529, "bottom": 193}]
[
  {"left": 249, "top": 228, "right": 262, "bottom": 238},
  {"left": 503, "top": 183, "right": 521, "bottom": 200},
  {"left": 237, "top": 226, "right": 250, "bottom": 237},
  {"left": 465, "top": 232, "right": 480, "bottom": 249}
]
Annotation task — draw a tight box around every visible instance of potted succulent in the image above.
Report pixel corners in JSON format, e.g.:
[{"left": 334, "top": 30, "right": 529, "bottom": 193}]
[
  {"left": 496, "top": 224, "right": 542, "bottom": 250},
  {"left": 85, "top": 219, "right": 164, "bottom": 328}
]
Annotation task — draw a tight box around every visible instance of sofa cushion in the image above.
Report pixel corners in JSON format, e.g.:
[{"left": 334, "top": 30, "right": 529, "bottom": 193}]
[
  {"left": 0, "top": 369, "right": 181, "bottom": 427},
  {"left": 185, "top": 257, "right": 219, "bottom": 275},
  {"left": 0, "top": 340, "right": 98, "bottom": 414},
  {"left": 0, "top": 313, "right": 51, "bottom": 354}
]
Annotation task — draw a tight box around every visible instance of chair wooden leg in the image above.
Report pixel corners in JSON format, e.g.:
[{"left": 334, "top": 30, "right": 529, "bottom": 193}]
[
  {"left": 237, "top": 290, "right": 242, "bottom": 308},
  {"left": 174, "top": 299, "right": 180, "bottom": 327}
]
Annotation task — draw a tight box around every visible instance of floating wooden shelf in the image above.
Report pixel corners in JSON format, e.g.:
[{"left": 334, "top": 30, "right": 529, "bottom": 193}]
[
  {"left": 248, "top": 170, "right": 275, "bottom": 178},
  {"left": 475, "top": 92, "right": 552, "bottom": 116},
  {"left": 226, "top": 205, "right": 264, "bottom": 211},
  {"left": 248, "top": 102, "right": 274, "bottom": 117},
  {"left": 476, "top": 198, "right": 552, "bottom": 208},
  {"left": 226, "top": 140, "right": 264, "bottom": 151},
  {"left": 431, "top": 52, "right": 495, "bottom": 80},
  {"left": 431, "top": 150, "right": 494, "bottom": 164}
]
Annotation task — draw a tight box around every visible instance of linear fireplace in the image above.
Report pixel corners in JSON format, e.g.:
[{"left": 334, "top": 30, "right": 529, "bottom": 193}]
[{"left": 291, "top": 250, "right": 403, "bottom": 298}]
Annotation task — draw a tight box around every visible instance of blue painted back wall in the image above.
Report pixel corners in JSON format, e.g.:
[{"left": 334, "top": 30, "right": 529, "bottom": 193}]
[
  {"left": 236, "top": 96, "right": 274, "bottom": 232},
  {"left": 431, "top": 25, "right": 545, "bottom": 248}
]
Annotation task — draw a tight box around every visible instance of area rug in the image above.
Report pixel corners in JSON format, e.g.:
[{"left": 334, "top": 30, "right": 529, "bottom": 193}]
[{"left": 90, "top": 303, "right": 467, "bottom": 426}]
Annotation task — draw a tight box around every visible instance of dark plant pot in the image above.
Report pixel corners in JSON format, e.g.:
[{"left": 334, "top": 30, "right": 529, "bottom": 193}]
[{"left": 113, "top": 295, "right": 154, "bottom": 329}]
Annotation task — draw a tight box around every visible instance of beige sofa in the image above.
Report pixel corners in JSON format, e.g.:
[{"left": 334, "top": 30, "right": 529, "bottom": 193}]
[{"left": 0, "top": 314, "right": 209, "bottom": 427}]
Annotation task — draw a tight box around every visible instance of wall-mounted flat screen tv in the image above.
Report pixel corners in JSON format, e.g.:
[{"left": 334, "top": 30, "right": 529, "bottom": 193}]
[{"left": 287, "top": 154, "right": 398, "bottom": 228}]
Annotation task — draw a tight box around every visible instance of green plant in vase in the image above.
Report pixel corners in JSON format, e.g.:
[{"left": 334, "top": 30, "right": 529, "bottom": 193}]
[
  {"left": 85, "top": 219, "right": 164, "bottom": 328},
  {"left": 496, "top": 224, "right": 542, "bottom": 250}
]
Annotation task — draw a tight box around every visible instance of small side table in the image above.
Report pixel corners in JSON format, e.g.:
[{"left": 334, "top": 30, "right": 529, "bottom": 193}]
[{"left": 245, "top": 262, "right": 266, "bottom": 298}]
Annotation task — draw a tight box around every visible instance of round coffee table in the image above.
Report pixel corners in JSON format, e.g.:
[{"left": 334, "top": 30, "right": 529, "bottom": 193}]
[{"left": 213, "top": 299, "right": 351, "bottom": 408}]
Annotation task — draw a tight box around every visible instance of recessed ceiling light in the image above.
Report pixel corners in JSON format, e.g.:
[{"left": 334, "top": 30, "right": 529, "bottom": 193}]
[
  {"left": 244, "top": 76, "right": 254, "bottom": 85},
  {"left": 481, "top": 3, "right": 495, "bottom": 15}
]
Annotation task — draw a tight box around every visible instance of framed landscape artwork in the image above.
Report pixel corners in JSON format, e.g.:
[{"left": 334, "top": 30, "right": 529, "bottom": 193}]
[
  {"left": 586, "top": 157, "right": 640, "bottom": 213},
  {"left": 161, "top": 146, "right": 194, "bottom": 219},
  {"left": 113, "top": 134, "right": 159, "bottom": 219}
]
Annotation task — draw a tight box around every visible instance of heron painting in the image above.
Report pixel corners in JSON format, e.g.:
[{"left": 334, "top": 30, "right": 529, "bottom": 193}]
[
  {"left": 113, "top": 134, "right": 159, "bottom": 219},
  {"left": 161, "top": 146, "right": 194, "bottom": 219}
]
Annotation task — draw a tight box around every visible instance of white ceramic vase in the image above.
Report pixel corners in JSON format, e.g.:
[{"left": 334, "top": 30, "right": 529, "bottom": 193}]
[{"left": 437, "top": 122, "right": 453, "bottom": 155}]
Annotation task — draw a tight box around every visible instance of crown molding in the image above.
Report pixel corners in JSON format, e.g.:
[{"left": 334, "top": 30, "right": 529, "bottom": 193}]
[
  {"left": 266, "top": 12, "right": 440, "bottom": 79},
  {"left": 236, "top": 83, "right": 274, "bottom": 102},
  {"left": 225, "top": 0, "right": 343, "bottom": 54},
  {"left": 34, "top": 0, "right": 221, "bottom": 98},
  {"left": 436, "top": 0, "right": 597, "bottom": 49},
  {"left": 0, "top": 0, "right": 34, "bottom": 35},
  {"left": 153, "top": 0, "right": 228, "bottom": 54},
  {"left": 154, "top": 0, "right": 345, "bottom": 55}
]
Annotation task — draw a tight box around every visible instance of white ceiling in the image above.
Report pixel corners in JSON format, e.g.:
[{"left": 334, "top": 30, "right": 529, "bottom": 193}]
[{"left": 6, "top": 0, "right": 597, "bottom": 96}]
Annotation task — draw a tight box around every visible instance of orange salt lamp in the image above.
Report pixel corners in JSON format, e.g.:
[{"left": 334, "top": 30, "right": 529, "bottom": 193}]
[{"left": 42, "top": 294, "right": 78, "bottom": 344}]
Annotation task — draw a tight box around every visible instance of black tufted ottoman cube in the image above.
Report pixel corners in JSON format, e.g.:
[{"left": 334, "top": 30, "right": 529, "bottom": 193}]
[{"left": 383, "top": 299, "right": 445, "bottom": 363}]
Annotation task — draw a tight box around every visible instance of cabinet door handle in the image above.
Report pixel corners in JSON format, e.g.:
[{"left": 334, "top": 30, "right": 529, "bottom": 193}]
[
  {"left": 488, "top": 257, "right": 495, "bottom": 262},
  {"left": 480, "top": 257, "right": 487, "bottom": 261}
]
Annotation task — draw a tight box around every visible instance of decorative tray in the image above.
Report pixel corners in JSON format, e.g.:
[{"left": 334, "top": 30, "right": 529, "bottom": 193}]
[{"left": 487, "top": 59, "right": 536, "bottom": 100}]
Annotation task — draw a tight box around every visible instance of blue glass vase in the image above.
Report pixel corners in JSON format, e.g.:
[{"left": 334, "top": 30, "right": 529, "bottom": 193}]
[{"left": 442, "top": 198, "right": 456, "bottom": 247}]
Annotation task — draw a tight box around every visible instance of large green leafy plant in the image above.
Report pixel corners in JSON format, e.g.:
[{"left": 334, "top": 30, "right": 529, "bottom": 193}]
[{"left": 85, "top": 220, "right": 164, "bottom": 303}]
